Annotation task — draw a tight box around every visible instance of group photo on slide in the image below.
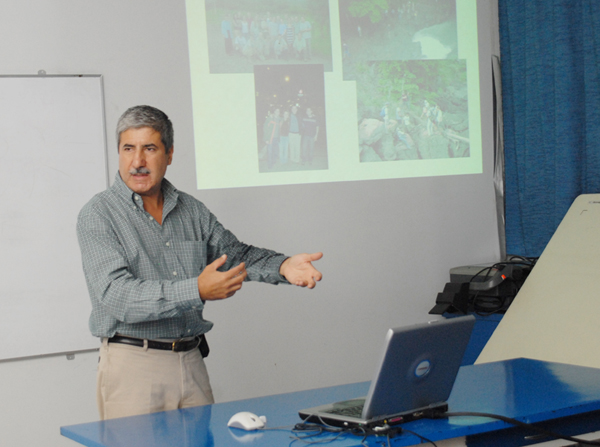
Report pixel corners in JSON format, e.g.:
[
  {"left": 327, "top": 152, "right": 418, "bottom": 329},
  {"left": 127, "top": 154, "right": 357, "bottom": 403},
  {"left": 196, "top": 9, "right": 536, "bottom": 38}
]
[
  {"left": 357, "top": 59, "right": 470, "bottom": 162},
  {"left": 335, "top": 0, "right": 469, "bottom": 162},
  {"left": 253, "top": 64, "right": 328, "bottom": 173},
  {"left": 204, "top": 0, "right": 333, "bottom": 73}
]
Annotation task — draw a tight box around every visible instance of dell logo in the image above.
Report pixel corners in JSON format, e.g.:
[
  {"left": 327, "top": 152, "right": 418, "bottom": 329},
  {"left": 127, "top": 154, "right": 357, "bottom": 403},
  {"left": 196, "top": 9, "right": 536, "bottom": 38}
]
[{"left": 415, "top": 360, "right": 432, "bottom": 377}]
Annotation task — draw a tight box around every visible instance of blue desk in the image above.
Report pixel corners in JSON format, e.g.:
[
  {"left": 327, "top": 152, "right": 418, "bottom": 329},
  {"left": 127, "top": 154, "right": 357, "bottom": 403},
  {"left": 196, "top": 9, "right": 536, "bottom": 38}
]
[{"left": 61, "top": 359, "right": 600, "bottom": 447}]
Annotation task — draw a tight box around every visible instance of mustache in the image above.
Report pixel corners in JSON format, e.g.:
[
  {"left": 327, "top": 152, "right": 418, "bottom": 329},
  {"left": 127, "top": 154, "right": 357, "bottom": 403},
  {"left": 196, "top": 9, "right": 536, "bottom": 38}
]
[{"left": 129, "top": 167, "right": 151, "bottom": 175}]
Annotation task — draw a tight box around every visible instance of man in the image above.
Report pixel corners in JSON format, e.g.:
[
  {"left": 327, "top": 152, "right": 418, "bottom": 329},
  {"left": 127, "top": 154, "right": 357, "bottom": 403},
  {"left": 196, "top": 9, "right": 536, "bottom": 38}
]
[
  {"left": 273, "top": 34, "right": 288, "bottom": 60},
  {"left": 293, "top": 31, "right": 307, "bottom": 60},
  {"left": 221, "top": 15, "right": 233, "bottom": 55},
  {"left": 288, "top": 105, "right": 301, "bottom": 163},
  {"left": 264, "top": 107, "right": 281, "bottom": 169},
  {"left": 300, "top": 107, "right": 319, "bottom": 165},
  {"left": 77, "top": 105, "right": 322, "bottom": 420},
  {"left": 300, "top": 16, "right": 312, "bottom": 59}
]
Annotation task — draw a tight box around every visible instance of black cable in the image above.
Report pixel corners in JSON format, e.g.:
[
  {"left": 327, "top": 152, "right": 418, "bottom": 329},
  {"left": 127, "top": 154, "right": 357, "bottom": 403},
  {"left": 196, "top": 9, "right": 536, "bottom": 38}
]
[
  {"left": 467, "top": 260, "right": 536, "bottom": 314},
  {"left": 469, "top": 265, "right": 497, "bottom": 284},
  {"left": 264, "top": 417, "right": 447, "bottom": 447},
  {"left": 472, "top": 294, "right": 506, "bottom": 315},
  {"left": 290, "top": 416, "right": 351, "bottom": 446},
  {"left": 400, "top": 428, "right": 438, "bottom": 446},
  {"left": 468, "top": 260, "right": 536, "bottom": 285},
  {"left": 506, "top": 255, "right": 539, "bottom": 267},
  {"left": 432, "top": 411, "right": 600, "bottom": 446},
  {"left": 289, "top": 424, "right": 346, "bottom": 445},
  {"left": 291, "top": 416, "right": 410, "bottom": 447}
]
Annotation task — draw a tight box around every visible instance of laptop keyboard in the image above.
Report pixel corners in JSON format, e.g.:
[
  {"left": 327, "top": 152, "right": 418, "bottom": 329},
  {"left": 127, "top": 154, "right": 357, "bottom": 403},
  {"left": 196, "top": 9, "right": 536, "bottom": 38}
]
[
  {"left": 325, "top": 404, "right": 364, "bottom": 418},
  {"left": 324, "top": 399, "right": 366, "bottom": 418}
]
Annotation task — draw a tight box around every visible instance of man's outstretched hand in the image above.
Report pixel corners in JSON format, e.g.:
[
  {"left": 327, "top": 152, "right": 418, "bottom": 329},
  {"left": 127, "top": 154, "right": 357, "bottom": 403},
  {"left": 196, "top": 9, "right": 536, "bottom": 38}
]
[{"left": 279, "top": 252, "right": 323, "bottom": 289}]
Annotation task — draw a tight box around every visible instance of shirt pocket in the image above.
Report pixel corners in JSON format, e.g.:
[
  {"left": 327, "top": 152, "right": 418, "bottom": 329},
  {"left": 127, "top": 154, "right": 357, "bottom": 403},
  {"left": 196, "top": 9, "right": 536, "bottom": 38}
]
[{"left": 171, "top": 240, "right": 207, "bottom": 278}]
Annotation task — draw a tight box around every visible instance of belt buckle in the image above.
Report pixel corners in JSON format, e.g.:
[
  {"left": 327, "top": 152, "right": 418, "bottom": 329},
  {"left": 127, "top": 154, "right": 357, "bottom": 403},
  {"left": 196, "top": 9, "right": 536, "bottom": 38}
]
[{"left": 172, "top": 339, "right": 186, "bottom": 352}]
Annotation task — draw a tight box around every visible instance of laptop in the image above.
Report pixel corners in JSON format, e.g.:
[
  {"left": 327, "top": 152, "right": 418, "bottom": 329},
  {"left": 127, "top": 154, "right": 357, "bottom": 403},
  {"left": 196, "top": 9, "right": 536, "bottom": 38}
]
[{"left": 298, "top": 315, "right": 475, "bottom": 428}]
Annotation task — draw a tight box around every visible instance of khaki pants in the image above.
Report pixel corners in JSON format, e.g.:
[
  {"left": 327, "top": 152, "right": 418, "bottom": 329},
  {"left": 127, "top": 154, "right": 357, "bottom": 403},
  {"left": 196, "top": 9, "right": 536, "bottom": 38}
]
[{"left": 97, "top": 339, "right": 214, "bottom": 420}]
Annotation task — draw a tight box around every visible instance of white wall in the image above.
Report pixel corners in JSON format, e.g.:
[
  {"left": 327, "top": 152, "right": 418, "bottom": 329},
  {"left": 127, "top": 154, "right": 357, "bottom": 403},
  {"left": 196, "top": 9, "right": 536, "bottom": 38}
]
[{"left": 0, "top": 1, "right": 500, "bottom": 446}]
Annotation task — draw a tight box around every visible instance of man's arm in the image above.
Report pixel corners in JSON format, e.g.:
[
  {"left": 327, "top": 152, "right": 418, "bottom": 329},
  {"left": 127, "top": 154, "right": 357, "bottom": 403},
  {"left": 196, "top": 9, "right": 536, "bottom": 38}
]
[{"left": 198, "top": 251, "right": 324, "bottom": 298}]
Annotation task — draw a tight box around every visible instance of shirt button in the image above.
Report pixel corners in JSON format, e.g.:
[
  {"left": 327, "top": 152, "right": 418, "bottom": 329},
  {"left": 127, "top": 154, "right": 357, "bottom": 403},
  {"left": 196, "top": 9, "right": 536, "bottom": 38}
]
[
  {"left": 134, "top": 195, "right": 140, "bottom": 201},
  {"left": 166, "top": 242, "right": 171, "bottom": 247},
  {"left": 172, "top": 271, "right": 177, "bottom": 276},
  {"left": 187, "top": 329, "right": 191, "bottom": 333},
  {"left": 149, "top": 216, "right": 153, "bottom": 221}
]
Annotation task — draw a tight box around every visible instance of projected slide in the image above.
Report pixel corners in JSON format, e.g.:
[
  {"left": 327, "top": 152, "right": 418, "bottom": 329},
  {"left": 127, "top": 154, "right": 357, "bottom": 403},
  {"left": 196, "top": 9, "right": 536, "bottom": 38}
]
[{"left": 186, "top": 0, "right": 481, "bottom": 189}]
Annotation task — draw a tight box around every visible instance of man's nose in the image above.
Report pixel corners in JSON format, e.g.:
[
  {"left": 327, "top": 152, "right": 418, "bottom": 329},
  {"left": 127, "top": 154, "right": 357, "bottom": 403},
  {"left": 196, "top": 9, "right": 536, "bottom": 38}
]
[{"left": 132, "top": 149, "right": 146, "bottom": 166}]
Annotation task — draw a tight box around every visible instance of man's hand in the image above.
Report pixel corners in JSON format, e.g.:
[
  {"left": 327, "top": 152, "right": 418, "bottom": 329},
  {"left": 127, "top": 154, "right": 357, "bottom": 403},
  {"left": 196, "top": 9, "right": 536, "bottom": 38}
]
[
  {"left": 279, "top": 252, "right": 323, "bottom": 288},
  {"left": 197, "top": 255, "right": 247, "bottom": 300}
]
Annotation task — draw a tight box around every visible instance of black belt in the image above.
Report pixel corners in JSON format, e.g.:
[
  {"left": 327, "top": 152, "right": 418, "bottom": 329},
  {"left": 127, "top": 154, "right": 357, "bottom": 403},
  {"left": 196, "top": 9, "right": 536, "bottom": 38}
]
[{"left": 108, "top": 334, "right": 209, "bottom": 357}]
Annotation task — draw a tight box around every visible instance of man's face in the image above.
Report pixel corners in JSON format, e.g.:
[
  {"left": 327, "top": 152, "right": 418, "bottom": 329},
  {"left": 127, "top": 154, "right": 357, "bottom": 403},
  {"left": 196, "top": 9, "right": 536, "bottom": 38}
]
[{"left": 118, "top": 126, "right": 173, "bottom": 199}]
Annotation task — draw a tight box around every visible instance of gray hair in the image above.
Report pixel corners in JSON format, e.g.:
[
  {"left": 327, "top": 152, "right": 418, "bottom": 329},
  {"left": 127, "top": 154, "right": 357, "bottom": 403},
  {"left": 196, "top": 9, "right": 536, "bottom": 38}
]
[{"left": 116, "top": 105, "right": 174, "bottom": 151}]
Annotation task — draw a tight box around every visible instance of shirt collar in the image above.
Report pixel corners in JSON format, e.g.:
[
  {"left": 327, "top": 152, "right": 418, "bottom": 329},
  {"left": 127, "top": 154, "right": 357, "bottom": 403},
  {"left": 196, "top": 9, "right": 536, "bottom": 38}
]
[{"left": 113, "top": 172, "right": 179, "bottom": 211}]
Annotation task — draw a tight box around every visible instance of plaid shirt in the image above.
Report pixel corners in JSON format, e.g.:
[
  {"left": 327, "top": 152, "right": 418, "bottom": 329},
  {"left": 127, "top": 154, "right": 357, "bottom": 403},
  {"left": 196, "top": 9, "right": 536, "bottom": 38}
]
[{"left": 77, "top": 173, "right": 288, "bottom": 339}]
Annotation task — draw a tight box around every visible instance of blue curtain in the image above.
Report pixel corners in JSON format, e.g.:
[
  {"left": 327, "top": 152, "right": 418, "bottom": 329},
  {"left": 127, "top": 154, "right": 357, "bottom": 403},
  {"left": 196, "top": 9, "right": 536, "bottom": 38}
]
[{"left": 500, "top": 0, "right": 600, "bottom": 257}]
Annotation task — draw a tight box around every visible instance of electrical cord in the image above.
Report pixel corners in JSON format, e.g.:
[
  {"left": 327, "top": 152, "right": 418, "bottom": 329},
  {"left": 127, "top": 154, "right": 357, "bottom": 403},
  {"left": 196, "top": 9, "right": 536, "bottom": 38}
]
[
  {"left": 400, "top": 428, "right": 438, "bottom": 446},
  {"left": 430, "top": 411, "right": 600, "bottom": 446},
  {"left": 280, "top": 410, "right": 599, "bottom": 447},
  {"left": 472, "top": 293, "right": 508, "bottom": 315},
  {"left": 290, "top": 416, "right": 354, "bottom": 446},
  {"left": 506, "top": 255, "right": 539, "bottom": 267},
  {"left": 468, "top": 259, "right": 537, "bottom": 285},
  {"left": 291, "top": 416, "right": 438, "bottom": 447},
  {"left": 468, "top": 259, "right": 537, "bottom": 314}
]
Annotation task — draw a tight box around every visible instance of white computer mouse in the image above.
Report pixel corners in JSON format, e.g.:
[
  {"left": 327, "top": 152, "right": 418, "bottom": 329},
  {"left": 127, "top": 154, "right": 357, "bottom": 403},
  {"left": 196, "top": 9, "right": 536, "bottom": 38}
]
[{"left": 227, "top": 411, "right": 267, "bottom": 431}]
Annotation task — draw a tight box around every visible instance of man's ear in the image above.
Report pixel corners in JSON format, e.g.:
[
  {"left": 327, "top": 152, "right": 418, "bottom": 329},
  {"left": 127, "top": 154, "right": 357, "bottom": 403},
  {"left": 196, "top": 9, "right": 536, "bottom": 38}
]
[{"left": 167, "top": 146, "right": 174, "bottom": 165}]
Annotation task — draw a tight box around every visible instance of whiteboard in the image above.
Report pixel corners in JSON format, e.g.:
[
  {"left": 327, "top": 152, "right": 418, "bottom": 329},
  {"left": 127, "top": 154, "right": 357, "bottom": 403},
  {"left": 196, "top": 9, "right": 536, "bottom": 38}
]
[{"left": 0, "top": 75, "right": 107, "bottom": 360}]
